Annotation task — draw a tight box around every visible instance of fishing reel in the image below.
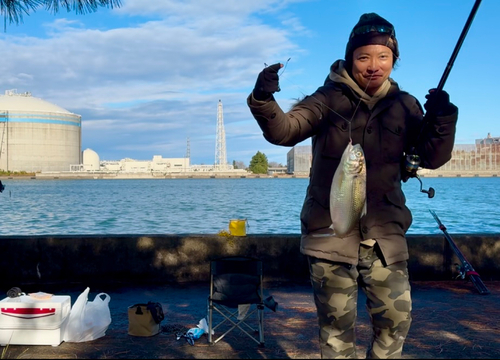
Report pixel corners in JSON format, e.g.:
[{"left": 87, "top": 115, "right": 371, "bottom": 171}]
[{"left": 403, "top": 154, "right": 435, "bottom": 198}]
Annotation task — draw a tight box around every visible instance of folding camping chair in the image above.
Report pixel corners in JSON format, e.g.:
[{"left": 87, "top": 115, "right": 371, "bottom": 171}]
[{"left": 207, "top": 256, "right": 265, "bottom": 347}]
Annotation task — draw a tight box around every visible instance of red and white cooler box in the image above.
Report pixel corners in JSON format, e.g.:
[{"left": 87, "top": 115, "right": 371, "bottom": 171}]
[{"left": 0, "top": 295, "right": 71, "bottom": 346}]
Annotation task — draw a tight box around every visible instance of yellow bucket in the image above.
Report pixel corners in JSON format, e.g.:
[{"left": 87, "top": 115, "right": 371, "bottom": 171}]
[{"left": 229, "top": 219, "right": 247, "bottom": 237}]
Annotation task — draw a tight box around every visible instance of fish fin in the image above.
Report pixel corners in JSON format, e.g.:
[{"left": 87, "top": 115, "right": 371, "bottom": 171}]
[{"left": 362, "top": 200, "right": 367, "bottom": 217}]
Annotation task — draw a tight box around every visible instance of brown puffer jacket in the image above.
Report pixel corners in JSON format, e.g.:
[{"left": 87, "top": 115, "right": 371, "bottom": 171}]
[{"left": 247, "top": 64, "right": 458, "bottom": 266}]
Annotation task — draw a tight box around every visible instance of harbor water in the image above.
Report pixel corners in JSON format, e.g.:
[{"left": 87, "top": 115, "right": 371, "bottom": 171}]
[{"left": 0, "top": 177, "right": 498, "bottom": 236}]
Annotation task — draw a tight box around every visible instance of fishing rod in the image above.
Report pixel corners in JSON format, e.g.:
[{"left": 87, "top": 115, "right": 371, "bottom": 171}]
[
  {"left": 403, "top": 0, "right": 483, "bottom": 196},
  {"left": 435, "top": 0, "right": 482, "bottom": 94},
  {"left": 429, "top": 210, "right": 489, "bottom": 295}
]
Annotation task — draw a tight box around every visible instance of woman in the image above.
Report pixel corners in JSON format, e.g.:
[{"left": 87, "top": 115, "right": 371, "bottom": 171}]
[{"left": 247, "top": 13, "right": 458, "bottom": 359}]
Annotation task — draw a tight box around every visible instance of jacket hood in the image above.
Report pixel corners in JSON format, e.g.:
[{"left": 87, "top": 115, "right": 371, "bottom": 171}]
[{"left": 327, "top": 59, "right": 397, "bottom": 109}]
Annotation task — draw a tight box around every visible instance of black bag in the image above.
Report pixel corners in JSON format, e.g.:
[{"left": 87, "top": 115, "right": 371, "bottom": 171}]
[{"left": 128, "top": 302, "right": 165, "bottom": 337}]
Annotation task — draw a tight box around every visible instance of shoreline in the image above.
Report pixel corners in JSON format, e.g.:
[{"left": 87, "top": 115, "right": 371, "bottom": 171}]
[{"left": 0, "top": 171, "right": 498, "bottom": 180}]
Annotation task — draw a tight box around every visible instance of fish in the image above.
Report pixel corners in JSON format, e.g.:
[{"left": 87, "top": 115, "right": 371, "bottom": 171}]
[{"left": 329, "top": 140, "right": 367, "bottom": 237}]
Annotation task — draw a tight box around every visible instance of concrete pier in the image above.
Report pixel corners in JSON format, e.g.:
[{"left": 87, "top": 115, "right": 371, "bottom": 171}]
[
  {"left": 1, "top": 234, "right": 499, "bottom": 287},
  {"left": 1, "top": 234, "right": 500, "bottom": 359}
]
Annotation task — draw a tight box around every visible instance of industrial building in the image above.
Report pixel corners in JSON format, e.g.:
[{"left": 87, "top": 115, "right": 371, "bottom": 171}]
[
  {"left": 435, "top": 133, "right": 500, "bottom": 172},
  {"left": 0, "top": 89, "right": 81, "bottom": 172},
  {"left": 287, "top": 145, "right": 312, "bottom": 175},
  {"left": 287, "top": 134, "right": 500, "bottom": 176},
  {"left": 97, "top": 154, "right": 190, "bottom": 173}
]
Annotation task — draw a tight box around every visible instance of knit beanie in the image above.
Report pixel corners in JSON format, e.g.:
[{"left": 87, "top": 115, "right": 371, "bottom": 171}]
[{"left": 345, "top": 13, "right": 399, "bottom": 64}]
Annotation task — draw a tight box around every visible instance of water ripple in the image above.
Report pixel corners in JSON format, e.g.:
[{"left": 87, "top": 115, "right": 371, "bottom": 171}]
[{"left": 0, "top": 177, "right": 498, "bottom": 235}]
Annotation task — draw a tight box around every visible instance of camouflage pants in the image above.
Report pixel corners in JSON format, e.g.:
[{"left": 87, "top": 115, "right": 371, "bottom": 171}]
[{"left": 308, "top": 243, "right": 412, "bottom": 359}]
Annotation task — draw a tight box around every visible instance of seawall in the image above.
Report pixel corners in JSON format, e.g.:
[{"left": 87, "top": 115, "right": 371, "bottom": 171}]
[{"left": 1, "top": 234, "right": 499, "bottom": 288}]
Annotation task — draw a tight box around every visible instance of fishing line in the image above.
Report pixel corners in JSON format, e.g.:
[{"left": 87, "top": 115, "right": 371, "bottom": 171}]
[
  {"left": 264, "top": 57, "right": 291, "bottom": 76},
  {"left": 278, "top": 57, "right": 291, "bottom": 77},
  {"left": 277, "top": 67, "right": 351, "bottom": 122},
  {"left": 277, "top": 62, "right": 377, "bottom": 142},
  {"left": 275, "top": 30, "right": 395, "bottom": 142},
  {"left": 265, "top": 58, "right": 292, "bottom": 93}
]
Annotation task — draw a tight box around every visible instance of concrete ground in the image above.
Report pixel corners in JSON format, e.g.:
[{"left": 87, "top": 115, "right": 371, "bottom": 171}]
[{"left": 1, "top": 280, "right": 499, "bottom": 359}]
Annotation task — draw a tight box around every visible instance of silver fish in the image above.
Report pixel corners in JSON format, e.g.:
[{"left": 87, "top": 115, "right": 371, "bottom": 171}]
[{"left": 329, "top": 140, "right": 367, "bottom": 237}]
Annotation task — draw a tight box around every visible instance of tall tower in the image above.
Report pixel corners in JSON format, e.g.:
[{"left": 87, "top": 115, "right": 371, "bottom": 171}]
[
  {"left": 185, "top": 137, "right": 190, "bottom": 159},
  {"left": 215, "top": 99, "right": 227, "bottom": 170}
]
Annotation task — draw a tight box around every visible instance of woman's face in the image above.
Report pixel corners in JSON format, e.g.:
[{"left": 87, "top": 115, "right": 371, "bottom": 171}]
[{"left": 351, "top": 44, "right": 393, "bottom": 95}]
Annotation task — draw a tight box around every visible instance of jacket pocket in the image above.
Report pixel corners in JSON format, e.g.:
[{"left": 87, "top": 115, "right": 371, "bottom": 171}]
[
  {"left": 384, "top": 188, "right": 412, "bottom": 231},
  {"left": 379, "top": 116, "right": 406, "bottom": 163},
  {"left": 321, "top": 114, "right": 361, "bottom": 159},
  {"left": 300, "top": 189, "right": 331, "bottom": 233},
  {"left": 384, "top": 187, "right": 405, "bottom": 208}
]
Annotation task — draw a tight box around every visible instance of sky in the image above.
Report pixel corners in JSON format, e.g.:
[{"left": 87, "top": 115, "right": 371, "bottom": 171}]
[{"left": 0, "top": 0, "right": 497, "bottom": 167}]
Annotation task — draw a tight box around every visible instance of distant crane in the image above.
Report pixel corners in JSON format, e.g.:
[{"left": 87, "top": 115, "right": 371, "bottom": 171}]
[{"left": 215, "top": 100, "right": 227, "bottom": 170}]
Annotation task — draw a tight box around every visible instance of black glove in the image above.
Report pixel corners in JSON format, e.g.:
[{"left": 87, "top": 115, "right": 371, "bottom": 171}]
[
  {"left": 424, "top": 89, "right": 455, "bottom": 116},
  {"left": 253, "top": 63, "right": 283, "bottom": 101}
]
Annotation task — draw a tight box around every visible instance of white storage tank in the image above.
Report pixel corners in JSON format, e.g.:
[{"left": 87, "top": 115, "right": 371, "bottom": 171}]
[
  {"left": 82, "top": 148, "right": 100, "bottom": 171},
  {"left": 0, "top": 89, "right": 81, "bottom": 172}
]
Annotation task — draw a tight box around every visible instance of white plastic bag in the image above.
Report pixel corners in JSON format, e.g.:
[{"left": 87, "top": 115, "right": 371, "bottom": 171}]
[{"left": 63, "top": 287, "right": 112, "bottom": 343}]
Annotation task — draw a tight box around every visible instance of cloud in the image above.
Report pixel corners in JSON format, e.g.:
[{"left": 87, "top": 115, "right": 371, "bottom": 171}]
[
  {"left": 115, "top": 0, "right": 303, "bottom": 18},
  {"left": 0, "top": 0, "right": 310, "bottom": 164}
]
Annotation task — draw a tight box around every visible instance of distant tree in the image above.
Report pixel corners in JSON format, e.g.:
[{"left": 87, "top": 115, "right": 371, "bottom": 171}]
[
  {"left": 1, "top": 0, "right": 121, "bottom": 28},
  {"left": 268, "top": 161, "right": 284, "bottom": 168},
  {"left": 249, "top": 151, "right": 268, "bottom": 174},
  {"left": 233, "top": 160, "right": 246, "bottom": 170}
]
